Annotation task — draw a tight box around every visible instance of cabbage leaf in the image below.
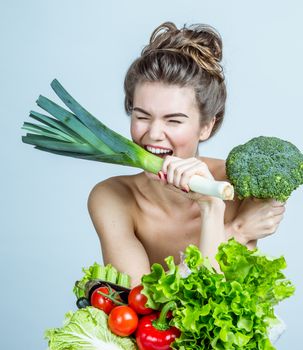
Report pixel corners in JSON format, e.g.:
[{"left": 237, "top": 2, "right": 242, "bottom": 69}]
[{"left": 45, "top": 306, "right": 137, "bottom": 350}]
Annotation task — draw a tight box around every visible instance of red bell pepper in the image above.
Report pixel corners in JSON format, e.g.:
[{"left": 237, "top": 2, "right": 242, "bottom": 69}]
[{"left": 135, "top": 301, "right": 181, "bottom": 350}]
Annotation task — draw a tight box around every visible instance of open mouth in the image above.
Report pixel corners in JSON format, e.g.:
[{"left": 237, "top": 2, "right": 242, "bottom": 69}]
[{"left": 144, "top": 145, "right": 173, "bottom": 158}]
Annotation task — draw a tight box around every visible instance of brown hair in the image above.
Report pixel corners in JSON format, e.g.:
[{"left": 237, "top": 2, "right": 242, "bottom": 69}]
[{"left": 124, "top": 21, "right": 227, "bottom": 139}]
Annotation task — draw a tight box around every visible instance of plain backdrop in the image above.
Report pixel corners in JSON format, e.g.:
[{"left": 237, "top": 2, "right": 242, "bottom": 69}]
[{"left": 1, "top": 1, "right": 302, "bottom": 348}]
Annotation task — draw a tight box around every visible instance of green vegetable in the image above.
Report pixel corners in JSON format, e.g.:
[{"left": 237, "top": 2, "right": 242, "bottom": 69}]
[
  {"left": 226, "top": 136, "right": 303, "bottom": 201},
  {"left": 21, "top": 79, "right": 233, "bottom": 200},
  {"left": 73, "top": 263, "right": 131, "bottom": 299},
  {"left": 45, "top": 306, "right": 137, "bottom": 350},
  {"left": 22, "top": 79, "right": 162, "bottom": 172},
  {"left": 141, "top": 239, "right": 295, "bottom": 349}
]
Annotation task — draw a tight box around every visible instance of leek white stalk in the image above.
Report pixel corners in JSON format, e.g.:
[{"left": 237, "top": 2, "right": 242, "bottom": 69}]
[
  {"left": 188, "top": 176, "right": 234, "bottom": 200},
  {"left": 22, "top": 79, "right": 234, "bottom": 200}
]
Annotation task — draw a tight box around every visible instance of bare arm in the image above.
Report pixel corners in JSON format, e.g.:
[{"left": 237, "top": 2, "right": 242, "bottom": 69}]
[
  {"left": 197, "top": 198, "right": 227, "bottom": 271},
  {"left": 88, "top": 181, "right": 151, "bottom": 287},
  {"left": 161, "top": 156, "right": 228, "bottom": 271}
]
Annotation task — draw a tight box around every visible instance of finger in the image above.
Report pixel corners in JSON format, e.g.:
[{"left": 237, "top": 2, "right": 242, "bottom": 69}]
[
  {"left": 252, "top": 197, "right": 264, "bottom": 203},
  {"left": 164, "top": 157, "right": 184, "bottom": 185},
  {"left": 272, "top": 206, "right": 286, "bottom": 216},
  {"left": 271, "top": 200, "right": 286, "bottom": 207},
  {"left": 265, "top": 206, "right": 285, "bottom": 218},
  {"left": 264, "top": 225, "right": 279, "bottom": 236},
  {"left": 161, "top": 155, "right": 181, "bottom": 175},
  {"left": 165, "top": 158, "right": 198, "bottom": 186},
  {"left": 273, "top": 213, "right": 284, "bottom": 224},
  {"left": 264, "top": 216, "right": 283, "bottom": 234},
  {"left": 157, "top": 170, "right": 167, "bottom": 184},
  {"left": 252, "top": 198, "right": 281, "bottom": 205},
  {"left": 172, "top": 161, "right": 201, "bottom": 190},
  {"left": 165, "top": 160, "right": 179, "bottom": 184},
  {"left": 179, "top": 162, "right": 212, "bottom": 192},
  {"left": 259, "top": 198, "right": 286, "bottom": 207}
]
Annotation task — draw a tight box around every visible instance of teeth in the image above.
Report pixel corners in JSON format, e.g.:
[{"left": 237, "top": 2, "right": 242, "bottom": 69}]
[{"left": 146, "top": 146, "right": 172, "bottom": 154}]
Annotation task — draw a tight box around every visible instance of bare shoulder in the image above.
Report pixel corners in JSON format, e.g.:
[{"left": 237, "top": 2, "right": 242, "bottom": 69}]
[
  {"left": 89, "top": 175, "right": 129, "bottom": 199},
  {"left": 88, "top": 175, "right": 138, "bottom": 210},
  {"left": 199, "top": 156, "right": 228, "bottom": 181},
  {"left": 87, "top": 175, "right": 139, "bottom": 231}
]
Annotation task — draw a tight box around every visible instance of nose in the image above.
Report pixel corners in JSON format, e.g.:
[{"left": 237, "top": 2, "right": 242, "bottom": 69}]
[{"left": 148, "top": 120, "right": 166, "bottom": 141}]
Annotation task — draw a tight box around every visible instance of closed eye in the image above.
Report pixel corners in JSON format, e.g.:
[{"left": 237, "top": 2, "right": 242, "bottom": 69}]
[
  {"left": 168, "top": 120, "right": 182, "bottom": 124},
  {"left": 136, "top": 116, "right": 149, "bottom": 120}
]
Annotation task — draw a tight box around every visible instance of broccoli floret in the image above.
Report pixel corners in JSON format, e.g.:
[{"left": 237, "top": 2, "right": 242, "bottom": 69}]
[{"left": 226, "top": 136, "right": 303, "bottom": 201}]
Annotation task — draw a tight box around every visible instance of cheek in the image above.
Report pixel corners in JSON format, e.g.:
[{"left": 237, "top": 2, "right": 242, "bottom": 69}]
[
  {"left": 172, "top": 127, "right": 201, "bottom": 153},
  {"left": 130, "top": 120, "right": 144, "bottom": 142}
]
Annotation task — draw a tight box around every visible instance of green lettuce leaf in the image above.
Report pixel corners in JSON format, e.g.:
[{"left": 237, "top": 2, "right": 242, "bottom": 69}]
[
  {"left": 141, "top": 239, "right": 295, "bottom": 350},
  {"left": 45, "top": 307, "right": 137, "bottom": 350},
  {"left": 141, "top": 256, "right": 181, "bottom": 309}
]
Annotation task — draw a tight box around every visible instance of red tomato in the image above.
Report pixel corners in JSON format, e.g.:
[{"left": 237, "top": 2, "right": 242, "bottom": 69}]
[
  {"left": 136, "top": 312, "right": 181, "bottom": 350},
  {"left": 128, "top": 285, "right": 153, "bottom": 315},
  {"left": 90, "top": 287, "right": 116, "bottom": 314},
  {"left": 108, "top": 305, "right": 139, "bottom": 337}
]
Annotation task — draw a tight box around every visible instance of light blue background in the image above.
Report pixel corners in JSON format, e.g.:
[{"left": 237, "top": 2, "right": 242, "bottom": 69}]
[{"left": 1, "top": 1, "right": 302, "bottom": 348}]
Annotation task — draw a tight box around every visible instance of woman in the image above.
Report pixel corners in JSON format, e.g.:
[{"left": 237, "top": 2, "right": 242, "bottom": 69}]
[{"left": 88, "top": 22, "right": 285, "bottom": 286}]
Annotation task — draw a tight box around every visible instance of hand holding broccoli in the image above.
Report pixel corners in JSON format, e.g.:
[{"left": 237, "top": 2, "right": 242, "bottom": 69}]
[
  {"left": 229, "top": 198, "right": 285, "bottom": 245},
  {"left": 225, "top": 136, "right": 302, "bottom": 244}
]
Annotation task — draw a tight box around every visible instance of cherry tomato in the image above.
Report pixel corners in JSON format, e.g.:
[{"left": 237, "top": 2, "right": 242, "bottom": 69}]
[
  {"left": 128, "top": 285, "right": 153, "bottom": 315},
  {"left": 108, "top": 305, "right": 139, "bottom": 337},
  {"left": 90, "top": 287, "right": 116, "bottom": 314}
]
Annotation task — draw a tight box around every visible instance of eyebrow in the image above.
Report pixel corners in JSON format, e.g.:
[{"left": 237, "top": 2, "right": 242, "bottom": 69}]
[{"left": 132, "top": 107, "right": 189, "bottom": 118}]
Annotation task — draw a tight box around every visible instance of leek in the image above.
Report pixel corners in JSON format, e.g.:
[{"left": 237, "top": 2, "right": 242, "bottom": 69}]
[{"left": 22, "top": 79, "right": 234, "bottom": 200}]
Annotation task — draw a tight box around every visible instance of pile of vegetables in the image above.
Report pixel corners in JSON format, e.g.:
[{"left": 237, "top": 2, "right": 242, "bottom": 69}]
[
  {"left": 46, "top": 262, "right": 181, "bottom": 350},
  {"left": 45, "top": 239, "right": 294, "bottom": 350}
]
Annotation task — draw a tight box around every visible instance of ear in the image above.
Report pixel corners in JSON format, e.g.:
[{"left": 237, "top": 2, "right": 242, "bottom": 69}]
[{"left": 199, "top": 117, "right": 216, "bottom": 141}]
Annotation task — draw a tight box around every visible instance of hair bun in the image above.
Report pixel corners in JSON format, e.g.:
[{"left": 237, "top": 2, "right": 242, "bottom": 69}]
[{"left": 142, "top": 21, "right": 224, "bottom": 81}]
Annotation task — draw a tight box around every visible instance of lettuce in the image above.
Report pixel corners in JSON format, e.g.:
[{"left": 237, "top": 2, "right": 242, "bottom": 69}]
[
  {"left": 141, "top": 239, "right": 295, "bottom": 350},
  {"left": 45, "top": 307, "right": 137, "bottom": 350}
]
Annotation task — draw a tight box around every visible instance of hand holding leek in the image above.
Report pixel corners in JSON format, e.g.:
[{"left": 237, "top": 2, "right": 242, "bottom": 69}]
[{"left": 21, "top": 79, "right": 234, "bottom": 200}]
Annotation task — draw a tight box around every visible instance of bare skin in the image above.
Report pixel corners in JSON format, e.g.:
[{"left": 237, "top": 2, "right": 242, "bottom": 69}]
[
  {"left": 88, "top": 82, "right": 285, "bottom": 287},
  {"left": 88, "top": 159, "right": 284, "bottom": 287}
]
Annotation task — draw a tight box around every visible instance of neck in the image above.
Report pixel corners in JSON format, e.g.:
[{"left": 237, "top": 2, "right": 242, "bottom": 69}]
[{"left": 138, "top": 172, "right": 196, "bottom": 213}]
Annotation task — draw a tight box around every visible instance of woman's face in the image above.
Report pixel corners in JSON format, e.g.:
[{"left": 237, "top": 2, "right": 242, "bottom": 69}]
[{"left": 130, "top": 81, "right": 214, "bottom": 159}]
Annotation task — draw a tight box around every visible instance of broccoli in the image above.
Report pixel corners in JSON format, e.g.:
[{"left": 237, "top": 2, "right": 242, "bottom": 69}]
[{"left": 226, "top": 136, "right": 303, "bottom": 201}]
